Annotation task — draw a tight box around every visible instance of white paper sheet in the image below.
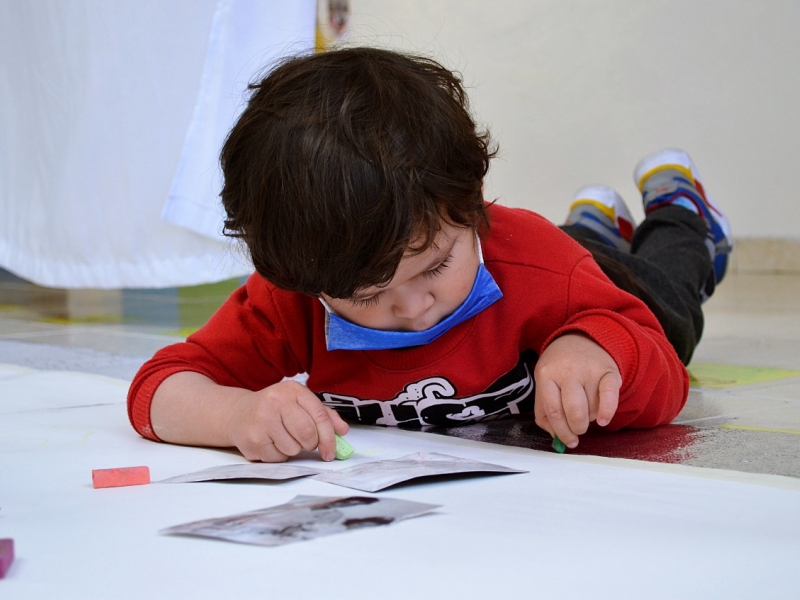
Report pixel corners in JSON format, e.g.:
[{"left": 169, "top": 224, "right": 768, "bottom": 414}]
[
  {"left": 159, "top": 463, "right": 323, "bottom": 483},
  {"left": 313, "top": 452, "right": 527, "bottom": 492},
  {"left": 0, "top": 368, "right": 126, "bottom": 414},
  {"left": 2, "top": 366, "right": 800, "bottom": 600}
]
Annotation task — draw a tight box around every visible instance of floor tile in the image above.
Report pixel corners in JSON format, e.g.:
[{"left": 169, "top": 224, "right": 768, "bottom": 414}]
[
  {"left": 692, "top": 338, "right": 800, "bottom": 370},
  {"left": 0, "top": 327, "right": 181, "bottom": 357}
]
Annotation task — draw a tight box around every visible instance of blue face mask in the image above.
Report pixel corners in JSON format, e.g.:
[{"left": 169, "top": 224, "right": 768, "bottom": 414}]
[{"left": 320, "top": 237, "right": 503, "bottom": 351}]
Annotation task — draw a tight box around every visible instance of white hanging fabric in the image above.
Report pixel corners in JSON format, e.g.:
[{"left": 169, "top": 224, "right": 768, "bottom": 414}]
[{"left": 0, "top": 0, "right": 316, "bottom": 289}]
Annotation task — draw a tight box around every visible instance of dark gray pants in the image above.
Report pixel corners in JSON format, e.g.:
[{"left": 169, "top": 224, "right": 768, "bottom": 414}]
[{"left": 561, "top": 206, "right": 714, "bottom": 365}]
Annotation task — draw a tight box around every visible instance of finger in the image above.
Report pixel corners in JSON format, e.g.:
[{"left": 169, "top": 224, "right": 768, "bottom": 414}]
[
  {"left": 534, "top": 403, "right": 554, "bottom": 436},
  {"left": 534, "top": 384, "right": 554, "bottom": 436},
  {"left": 296, "top": 392, "right": 338, "bottom": 461},
  {"left": 595, "top": 371, "right": 621, "bottom": 427},
  {"left": 279, "top": 404, "right": 320, "bottom": 452},
  {"left": 538, "top": 379, "right": 578, "bottom": 448},
  {"left": 326, "top": 406, "right": 350, "bottom": 435},
  {"left": 269, "top": 418, "right": 306, "bottom": 457},
  {"left": 560, "top": 381, "right": 590, "bottom": 436},
  {"left": 257, "top": 442, "right": 290, "bottom": 463},
  {"left": 233, "top": 408, "right": 297, "bottom": 461},
  {"left": 242, "top": 439, "right": 290, "bottom": 463}
]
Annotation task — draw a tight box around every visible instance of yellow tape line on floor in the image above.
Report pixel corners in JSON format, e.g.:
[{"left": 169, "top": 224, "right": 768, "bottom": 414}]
[
  {"left": 689, "top": 363, "right": 800, "bottom": 388},
  {"left": 718, "top": 424, "right": 800, "bottom": 435}
]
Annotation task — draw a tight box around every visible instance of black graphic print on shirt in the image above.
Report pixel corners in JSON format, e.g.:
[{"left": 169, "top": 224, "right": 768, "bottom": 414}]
[{"left": 318, "top": 356, "right": 535, "bottom": 427}]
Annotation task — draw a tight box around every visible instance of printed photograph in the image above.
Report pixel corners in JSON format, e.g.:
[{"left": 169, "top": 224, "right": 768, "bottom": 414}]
[
  {"left": 161, "top": 495, "right": 440, "bottom": 547},
  {"left": 313, "top": 452, "right": 526, "bottom": 492}
]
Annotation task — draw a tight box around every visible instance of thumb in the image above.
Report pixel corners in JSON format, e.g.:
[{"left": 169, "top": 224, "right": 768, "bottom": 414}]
[{"left": 595, "top": 370, "right": 621, "bottom": 427}]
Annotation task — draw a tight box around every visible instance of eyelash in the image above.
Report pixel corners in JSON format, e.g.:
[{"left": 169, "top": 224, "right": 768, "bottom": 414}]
[
  {"left": 421, "top": 254, "right": 452, "bottom": 279},
  {"left": 350, "top": 293, "right": 384, "bottom": 308},
  {"left": 349, "top": 255, "right": 453, "bottom": 307}
]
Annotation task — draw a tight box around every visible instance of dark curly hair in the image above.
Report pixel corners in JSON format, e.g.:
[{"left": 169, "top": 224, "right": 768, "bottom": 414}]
[{"left": 220, "top": 46, "right": 496, "bottom": 298}]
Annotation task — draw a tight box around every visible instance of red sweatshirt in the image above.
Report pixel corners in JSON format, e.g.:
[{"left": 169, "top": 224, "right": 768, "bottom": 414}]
[{"left": 128, "top": 204, "right": 688, "bottom": 440}]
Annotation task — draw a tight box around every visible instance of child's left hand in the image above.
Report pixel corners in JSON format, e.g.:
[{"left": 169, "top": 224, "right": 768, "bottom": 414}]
[{"left": 533, "top": 333, "right": 621, "bottom": 449}]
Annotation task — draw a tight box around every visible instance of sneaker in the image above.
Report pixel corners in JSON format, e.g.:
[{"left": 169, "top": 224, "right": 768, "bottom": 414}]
[
  {"left": 565, "top": 185, "right": 636, "bottom": 252},
  {"left": 634, "top": 149, "right": 732, "bottom": 285}
]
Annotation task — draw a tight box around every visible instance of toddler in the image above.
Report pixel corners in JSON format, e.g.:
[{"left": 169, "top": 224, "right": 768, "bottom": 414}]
[{"left": 127, "top": 47, "right": 731, "bottom": 462}]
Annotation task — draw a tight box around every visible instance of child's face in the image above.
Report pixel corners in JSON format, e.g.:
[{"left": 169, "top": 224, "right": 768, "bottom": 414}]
[{"left": 321, "top": 222, "right": 479, "bottom": 332}]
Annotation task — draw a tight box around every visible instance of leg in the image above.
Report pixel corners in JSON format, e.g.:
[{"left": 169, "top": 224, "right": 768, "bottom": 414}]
[
  {"left": 634, "top": 148, "right": 733, "bottom": 291},
  {"left": 561, "top": 148, "right": 731, "bottom": 366},
  {"left": 564, "top": 210, "right": 709, "bottom": 365}
]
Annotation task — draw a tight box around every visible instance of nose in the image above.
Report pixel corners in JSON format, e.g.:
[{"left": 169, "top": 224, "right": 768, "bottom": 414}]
[{"left": 392, "top": 290, "right": 435, "bottom": 324}]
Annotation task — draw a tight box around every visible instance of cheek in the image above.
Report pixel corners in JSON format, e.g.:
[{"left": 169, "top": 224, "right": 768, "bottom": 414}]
[
  {"left": 444, "top": 268, "right": 476, "bottom": 306},
  {"left": 457, "top": 277, "right": 474, "bottom": 302},
  {"left": 336, "top": 302, "right": 394, "bottom": 329},
  {"left": 361, "top": 305, "right": 392, "bottom": 327}
]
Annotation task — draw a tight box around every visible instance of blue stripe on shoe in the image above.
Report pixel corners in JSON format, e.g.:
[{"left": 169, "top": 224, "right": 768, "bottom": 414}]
[
  {"left": 580, "top": 212, "right": 625, "bottom": 239},
  {"left": 646, "top": 183, "right": 727, "bottom": 246},
  {"left": 644, "top": 175, "right": 731, "bottom": 283},
  {"left": 575, "top": 211, "right": 627, "bottom": 249}
]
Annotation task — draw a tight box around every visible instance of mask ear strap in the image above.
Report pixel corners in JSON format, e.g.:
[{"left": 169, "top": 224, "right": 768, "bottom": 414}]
[{"left": 318, "top": 296, "right": 335, "bottom": 314}]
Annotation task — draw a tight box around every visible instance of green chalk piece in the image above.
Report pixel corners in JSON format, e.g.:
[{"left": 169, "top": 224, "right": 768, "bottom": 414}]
[
  {"left": 334, "top": 434, "right": 354, "bottom": 460},
  {"left": 552, "top": 436, "right": 567, "bottom": 454}
]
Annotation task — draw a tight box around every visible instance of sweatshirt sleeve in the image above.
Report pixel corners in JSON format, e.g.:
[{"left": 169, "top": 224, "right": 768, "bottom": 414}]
[
  {"left": 126, "top": 276, "right": 311, "bottom": 441},
  {"left": 543, "top": 255, "right": 689, "bottom": 430}
]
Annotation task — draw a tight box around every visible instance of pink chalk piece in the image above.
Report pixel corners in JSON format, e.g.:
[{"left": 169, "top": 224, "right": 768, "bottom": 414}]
[
  {"left": 0, "top": 538, "right": 14, "bottom": 578},
  {"left": 92, "top": 466, "right": 151, "bottom": 489}
]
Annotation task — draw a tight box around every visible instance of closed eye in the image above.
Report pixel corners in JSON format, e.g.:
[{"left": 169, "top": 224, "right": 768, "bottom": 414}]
[
  {"left": 348, "top": 291, "right": 384, "bottom": 307},
  {"left": 421, "top": 254, "right": 452, "bottom": 279}
]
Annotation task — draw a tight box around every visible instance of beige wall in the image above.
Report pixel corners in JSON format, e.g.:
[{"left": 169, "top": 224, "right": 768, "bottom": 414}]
[{"left": 346, "top": 1, "right": 800, "bottom": 241}]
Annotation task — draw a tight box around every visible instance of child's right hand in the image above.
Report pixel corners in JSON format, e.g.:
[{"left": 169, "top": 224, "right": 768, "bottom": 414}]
[
  {"left": 150, "top": 372, "right": 349, "bottom": 463},
  {"left": 226, "top": 380, "right": 349, "bottom": 463}
]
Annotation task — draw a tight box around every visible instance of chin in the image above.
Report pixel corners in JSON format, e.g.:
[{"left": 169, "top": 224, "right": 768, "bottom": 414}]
[
  {"left": 409, "top": 317, "right": 442, "bottom": 332},
  {"left": 388, "top": 320, "right": 430, "bottom": 333},
  {"left": 394, "top": 311, "right": 448, "bottom": 333}
]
